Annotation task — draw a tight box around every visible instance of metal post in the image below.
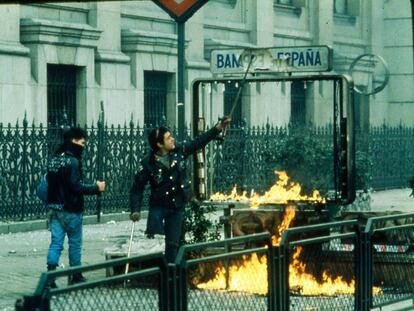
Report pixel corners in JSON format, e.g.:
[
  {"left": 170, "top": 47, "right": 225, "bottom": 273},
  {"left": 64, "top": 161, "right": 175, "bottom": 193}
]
[
  {"left": 177, "top": 21, "right": 185, "bottom": 139},
  {"left": 21, "top": 114, "right": 28, "bottom": 220},
  {"left": 96, "top": 101, "right": 105, "bottom": 222}
]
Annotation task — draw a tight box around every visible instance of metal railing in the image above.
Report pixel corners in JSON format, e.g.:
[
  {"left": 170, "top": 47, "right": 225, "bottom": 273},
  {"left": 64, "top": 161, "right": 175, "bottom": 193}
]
[
  {"left": 17, "top": 215, "right": 414, "bottom": 311},
  {"left": 277, "top": 220, "right": 360, "bottom": 311},
  {"left": 362, "top": 212, "right": 414, "bottom": 310},
  {"left": 174, "top": 232, "right": 274, "bottom": 311},
  {"left": 17, "top": 253, "right": 168, "bottom": 311}
]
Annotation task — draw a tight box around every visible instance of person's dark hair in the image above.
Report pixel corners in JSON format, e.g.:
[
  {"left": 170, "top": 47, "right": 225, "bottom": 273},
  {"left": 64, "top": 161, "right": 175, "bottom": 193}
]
[
  {"left": 148, "top": 126, "right": 169, "bottom": 151},
  {"left": 63, "top": 127, "right": 87, "bottom": 143}
]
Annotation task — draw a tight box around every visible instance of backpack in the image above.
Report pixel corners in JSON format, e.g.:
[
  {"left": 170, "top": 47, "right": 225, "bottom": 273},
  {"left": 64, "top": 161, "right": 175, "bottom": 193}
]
[{"left": 36, "top": 173, "right": 48, "bottom": 204}]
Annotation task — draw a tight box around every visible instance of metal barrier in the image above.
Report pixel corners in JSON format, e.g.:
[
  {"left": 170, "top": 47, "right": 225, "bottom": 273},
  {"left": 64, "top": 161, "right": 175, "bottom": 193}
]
[
  {"left": 16, "top": 217, "right": 414, "bottom": 311},
  {"left": 17, "top": 253, "right": 168, "bottom": 311},
  {"left": 278, "top": 220, "right": 360, "bottom": 311},
  {"left": 174, "top": 232, "right": 275, "bottom": 311},
  {"left": 363, "top": 212, "right": 414, "bottom": 310}
]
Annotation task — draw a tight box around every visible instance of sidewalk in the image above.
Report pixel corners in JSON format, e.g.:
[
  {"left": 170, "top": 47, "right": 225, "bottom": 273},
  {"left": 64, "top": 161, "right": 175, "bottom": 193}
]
[
  {"left": 0, "top": 214, "right": 147, "bottom": 311},
  {"left": 0, "top": 189, "right": 412, "bottom": 310}
]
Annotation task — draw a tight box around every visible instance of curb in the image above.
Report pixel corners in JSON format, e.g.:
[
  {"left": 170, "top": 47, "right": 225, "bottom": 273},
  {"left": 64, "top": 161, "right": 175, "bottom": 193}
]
[{"left": 0, "top": 212, "right": 149, "bottom": 235}]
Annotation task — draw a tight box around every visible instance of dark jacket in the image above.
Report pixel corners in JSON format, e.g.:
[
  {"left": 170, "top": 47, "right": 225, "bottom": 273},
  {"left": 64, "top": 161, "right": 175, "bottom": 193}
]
[
  {"left": 130, "top": 127, "right": 221, "bottom": 212},
  {"left": 47, "top": 142, "right": 100, "bottom": 213}
]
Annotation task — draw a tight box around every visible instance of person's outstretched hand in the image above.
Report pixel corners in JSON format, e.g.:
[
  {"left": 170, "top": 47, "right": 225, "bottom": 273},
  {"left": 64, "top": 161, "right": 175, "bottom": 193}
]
[{"left": 215, "top": 116, "right": 231, "bottom": 131}]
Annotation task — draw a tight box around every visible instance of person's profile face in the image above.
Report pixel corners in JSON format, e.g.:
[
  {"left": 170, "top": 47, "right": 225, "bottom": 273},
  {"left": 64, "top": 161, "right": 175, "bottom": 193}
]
[{"left": 161, "top": 131, "right": 175, "bottom": 151}]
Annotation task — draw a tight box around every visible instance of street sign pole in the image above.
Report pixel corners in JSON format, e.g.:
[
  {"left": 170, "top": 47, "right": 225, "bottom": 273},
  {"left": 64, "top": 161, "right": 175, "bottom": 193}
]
[
  {"left": 152, "top": 0, "right": 209, "bottom": 138},
  {"left": 177, "top": 21, "right": 185, "bottom": 139}
]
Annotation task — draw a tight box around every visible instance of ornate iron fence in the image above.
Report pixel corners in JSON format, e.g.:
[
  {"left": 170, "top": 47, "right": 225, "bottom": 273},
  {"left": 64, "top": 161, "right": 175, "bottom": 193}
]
[{"left": 1, "top": 117, "right": 413, "bottom": 221}]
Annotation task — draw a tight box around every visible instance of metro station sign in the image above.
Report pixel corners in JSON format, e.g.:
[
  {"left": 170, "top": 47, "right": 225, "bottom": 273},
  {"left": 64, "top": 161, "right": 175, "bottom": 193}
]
[
  {"left": 210, "top": 46, "right": 333, "bottom": 74},
  {"left": 152, "top": 0, "right": 209, "bottom": 23}
]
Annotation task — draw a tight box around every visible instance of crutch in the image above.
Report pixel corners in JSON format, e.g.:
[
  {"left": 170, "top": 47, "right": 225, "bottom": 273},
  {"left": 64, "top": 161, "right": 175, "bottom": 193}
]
[{"left": 124, "top": 221, "right": 136, "bottom": 275}]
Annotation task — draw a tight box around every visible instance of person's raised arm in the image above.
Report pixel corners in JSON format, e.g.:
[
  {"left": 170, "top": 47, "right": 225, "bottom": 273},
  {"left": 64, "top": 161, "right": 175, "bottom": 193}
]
[{"left": 182, "top": 116, "right": 231, "bottom": 156}]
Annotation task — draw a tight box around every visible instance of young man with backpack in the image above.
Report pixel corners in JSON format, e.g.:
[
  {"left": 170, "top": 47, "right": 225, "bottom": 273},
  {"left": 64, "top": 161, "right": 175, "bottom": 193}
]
[{"left": 46, "top": 127, "right": 106, "bottom": 287}]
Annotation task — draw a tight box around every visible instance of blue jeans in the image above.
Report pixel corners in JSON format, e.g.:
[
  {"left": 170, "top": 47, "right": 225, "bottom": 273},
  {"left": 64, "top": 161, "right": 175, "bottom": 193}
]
[
  {"left": 146, "top": 207, "right": 184, "bottom": 263},
  {"left": 47, "top": 211, "right": 83, "bottom": 267}
]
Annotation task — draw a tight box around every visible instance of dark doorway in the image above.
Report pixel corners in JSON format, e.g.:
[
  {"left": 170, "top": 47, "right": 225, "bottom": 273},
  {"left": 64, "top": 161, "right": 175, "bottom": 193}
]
[{"left": 47, "top": 64, "right": 77, "bottom": 127}]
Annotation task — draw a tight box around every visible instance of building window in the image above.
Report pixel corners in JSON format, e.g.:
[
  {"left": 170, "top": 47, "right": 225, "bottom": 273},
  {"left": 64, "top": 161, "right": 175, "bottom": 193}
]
[
  {"left": 47, "top": 64, "right": 77, "bottom": 127},
  {"left": 334, "top": 0, "right": 347, "bottom": 14},
  {"left": 290, "top": 81, "right": 306, "bottom": 125},
  {"left": 224, "top": 82, "right": 242, "bottom": 126},
  {"left": 144, "top": 71, "right": 169, "bottom": 127},
  {"left": 334, "top": 0, "right": 359, "bottom": 17}
]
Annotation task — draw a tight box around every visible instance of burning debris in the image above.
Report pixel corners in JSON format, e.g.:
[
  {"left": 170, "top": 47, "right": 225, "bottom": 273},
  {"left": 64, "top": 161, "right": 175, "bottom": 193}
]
[
  {"left": 195, "top": 207, "right": 359, "bottom": 297},
  {"left": 210, "top": 171, "right": 325, "bottom": 207},
  {"left": 198, "top": 171, "right": 369, "bottom": 298}
]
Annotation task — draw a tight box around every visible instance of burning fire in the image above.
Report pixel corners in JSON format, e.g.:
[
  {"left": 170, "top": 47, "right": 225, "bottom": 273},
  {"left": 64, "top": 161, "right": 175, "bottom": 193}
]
[
  {"left": 196, "top": 253, "right": 268, "bottom": 295},
  {"left": 210, "top": 171, "right": 325, "bottom": 207},
  {"left": 289, "top": 246, "right": 355, "bottom": 296},
  {"left": 200, "top": 171, "right": 382, "bottom": 297},
  {"left": 196, "top": 207, "right": 363, "bottom": 297}
]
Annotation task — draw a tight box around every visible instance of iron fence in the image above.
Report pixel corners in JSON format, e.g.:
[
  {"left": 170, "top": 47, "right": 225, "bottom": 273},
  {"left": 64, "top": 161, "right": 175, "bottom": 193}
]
[
  {"left": 1, "top": 117, "right": 414, "bottom": 221},
  {"left": 362, "top": 212, "right": 414, "bottom": 310}
]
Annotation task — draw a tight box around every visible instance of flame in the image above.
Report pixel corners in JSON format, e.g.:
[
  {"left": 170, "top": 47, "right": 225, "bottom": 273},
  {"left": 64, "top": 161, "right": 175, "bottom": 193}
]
[
  {"left": 210, "top": 171, "right": 325, "bottom": 207},
  {"left": 196, "top": 253, "right": 268, "bottom": 295},
  {"left": 196, "top": 206, "right": 382, "bottom": 297},
  {"left": 272, "top": 205, "right": 296, "bottom": 246},
  {"left": 201, "top": 171, "right": 382, "bottom": 297},
  {"left": 289, "top": 246, "right": 355, "bottom": 295}
]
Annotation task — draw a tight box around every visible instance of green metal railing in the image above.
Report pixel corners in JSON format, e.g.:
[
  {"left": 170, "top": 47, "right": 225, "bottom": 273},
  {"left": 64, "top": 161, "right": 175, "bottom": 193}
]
[
  {"left": 278, "top": 220, "right": 360, "bottom": 311},
  {"left": 363, "top": 212, "right": 414, "bottom": 311},
  {"left": 18, "top": 217, "right": 414, "bottom": 311},
  {"left": 18, "top": 253, "right": 168, "bottom": 311},
  {"left": 174, "top": 232, "right": 274, "bottom": 311}
]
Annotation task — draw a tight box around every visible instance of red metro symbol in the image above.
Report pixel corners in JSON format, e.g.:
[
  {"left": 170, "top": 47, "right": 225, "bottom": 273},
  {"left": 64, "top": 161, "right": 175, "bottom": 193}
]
[{"left": 153, "top": 0, "right": 209, "bottom": 22}]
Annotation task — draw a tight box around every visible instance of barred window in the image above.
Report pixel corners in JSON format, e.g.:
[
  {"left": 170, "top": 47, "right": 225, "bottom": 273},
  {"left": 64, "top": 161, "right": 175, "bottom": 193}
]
[
  {"left": 144, "top": 71, "right": 169, "bottom": 127},
  {"left": 47, "top": 64, "right": 77, "bottom": 127}
]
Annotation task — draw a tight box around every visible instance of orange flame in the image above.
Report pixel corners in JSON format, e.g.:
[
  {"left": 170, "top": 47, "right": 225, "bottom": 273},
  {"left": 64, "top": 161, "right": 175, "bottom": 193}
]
[
  {"left": 201, "top": 171, "right": 382, "bottom": 296},
  {"left": 289, "top": 246, "right": 355, "bottom": 295},
  {"left": 196, "top": 253, "right": 268, "bottom": 295},
  {"left": 210, "top": 171, "right": 325, "bottom": 207},
  {"left": 272, "top": 205, "right": 296, "bottom": 246}
]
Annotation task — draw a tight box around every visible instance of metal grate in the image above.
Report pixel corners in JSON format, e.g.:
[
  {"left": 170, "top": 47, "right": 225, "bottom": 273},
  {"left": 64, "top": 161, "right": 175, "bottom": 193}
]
[
  {"left": 365, "top": 213, "right": 414, "bottom": 309},
  {"left": 176, "top": 233, "right": 274, "bottom": 311},
  {"left": 144, "top": 71, "right": 169, "bottom": 127},
  {"left": 47, "top": 65, "right": 77, "bottom": 127},
  {"left": 279, "top": 221, "right": 358, "bottom": 311}
]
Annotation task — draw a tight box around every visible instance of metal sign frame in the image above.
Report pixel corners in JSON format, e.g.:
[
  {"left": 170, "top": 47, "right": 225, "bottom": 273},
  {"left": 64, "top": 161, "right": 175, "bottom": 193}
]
[{"left": 191, "top": 74, "right": 355, "bottom": 206}]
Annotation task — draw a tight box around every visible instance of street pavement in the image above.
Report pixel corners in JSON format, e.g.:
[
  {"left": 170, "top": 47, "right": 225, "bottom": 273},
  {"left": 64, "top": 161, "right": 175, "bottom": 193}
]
[{"left": 0, "top": 189, "right": 413, "bottom": 311}]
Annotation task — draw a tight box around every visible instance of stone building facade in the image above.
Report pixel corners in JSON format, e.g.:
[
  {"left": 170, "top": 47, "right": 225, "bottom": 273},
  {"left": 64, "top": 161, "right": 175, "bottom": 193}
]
[{"left": 0, "top": 0, "right": 412, "bottom": 128}]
